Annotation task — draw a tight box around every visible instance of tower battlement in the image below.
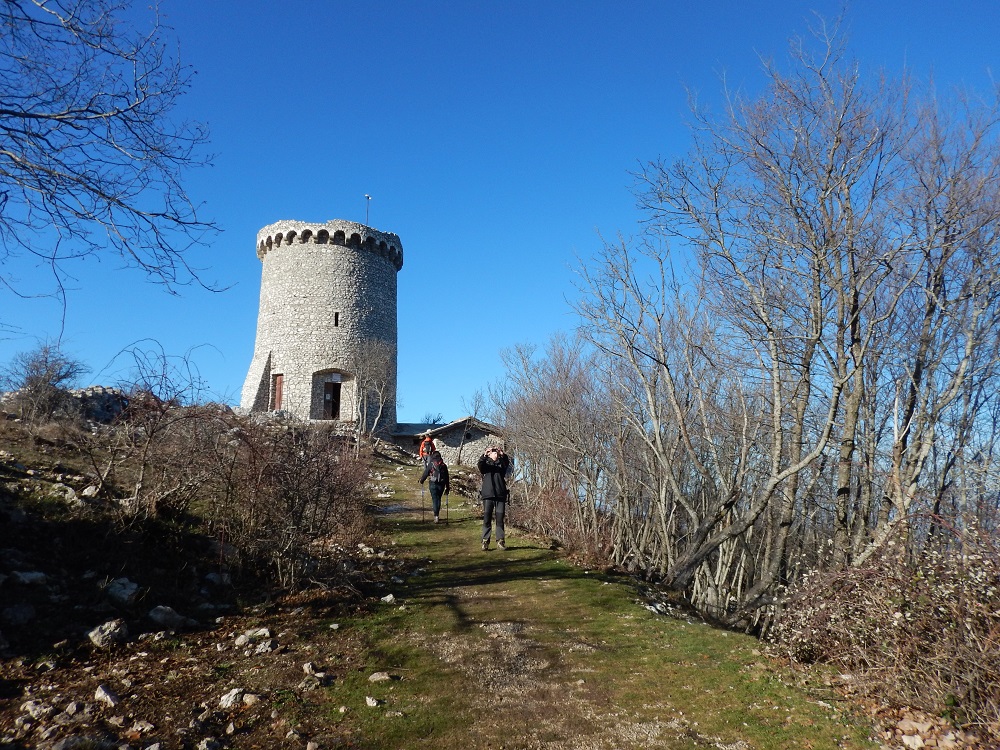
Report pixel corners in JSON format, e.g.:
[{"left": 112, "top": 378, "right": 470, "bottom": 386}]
[{"left": 256, "top": 219, "right": 403, "bottom": 270}]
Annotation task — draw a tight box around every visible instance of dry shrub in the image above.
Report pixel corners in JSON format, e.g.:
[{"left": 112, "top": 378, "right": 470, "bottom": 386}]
[
  {"left": 516, "top": 484, "right": 612, "bottom": 563},
  {"left": 107, "top": 396, "right": 229, "bottom": 520},
  {"left": 27, "top": 418, "right": 89, "bottom": 449},
  {"left": 84, "top": 395, "right": 373, "bottom": 591},
  {"left": 771, "top": 523, "right": 1000, "bottom": 736},
  {"left": 209, "top": 419, "right": 372, "bottom": 590}
]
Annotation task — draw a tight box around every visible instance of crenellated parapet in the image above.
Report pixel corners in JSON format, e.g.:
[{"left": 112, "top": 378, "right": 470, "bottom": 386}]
[{"left": 256, "top": 219, "right": 404, "bottom": 271}]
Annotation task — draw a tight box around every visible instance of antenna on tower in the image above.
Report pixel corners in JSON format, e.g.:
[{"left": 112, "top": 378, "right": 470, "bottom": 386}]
[{"left": 364, "top": 194, "right": 371, "bottom": 226}]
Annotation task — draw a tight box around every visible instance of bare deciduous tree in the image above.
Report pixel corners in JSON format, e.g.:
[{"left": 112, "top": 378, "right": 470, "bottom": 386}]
[
  {"left": 0, "top": 0, "right": 215, "bottom": 294},
  {"left": 497, "top": 334, "right": 615, "bottom": 557},
  {"left": 456, "top": 389, "right": 486, "bottom": 465},
  {"left": 352, "top": 338, "right": 395, "bottom": 445},
  {"left": 1, "top": 342, "right": 88, "bottom": 423},
  {"left": 502, "top": 22, "right": 1000, "bottom": 628}
]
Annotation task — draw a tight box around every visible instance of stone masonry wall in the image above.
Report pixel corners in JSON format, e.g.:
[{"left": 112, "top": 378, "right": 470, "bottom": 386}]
[
  {"left": 432, "top": 426, "right": 499, "bottom": 468},
  {"left": 240, "top": 219, "right": 403, "bottom": 429}
]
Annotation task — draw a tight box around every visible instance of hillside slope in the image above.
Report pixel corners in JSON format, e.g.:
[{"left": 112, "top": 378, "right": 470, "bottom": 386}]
[{"left": 0, "top": 447, "right": 947, "bottom": 749}]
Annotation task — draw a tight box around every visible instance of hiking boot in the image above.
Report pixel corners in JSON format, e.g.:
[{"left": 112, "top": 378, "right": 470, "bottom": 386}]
[
  {"left": 434, "top": 516, "right": 439, "bottom": 523},
  {"left": 497, "top": 540, "right": 506, "bottom": 550},
  {"left": 482, "top": 539, "right": 489, "bottom": 551}
]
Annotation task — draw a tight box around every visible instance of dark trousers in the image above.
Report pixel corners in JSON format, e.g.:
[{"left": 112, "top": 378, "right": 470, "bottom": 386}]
[
  {"left": 482, "top": 497, "right": 506, "bottom": 542},
  {"left": 428, "top": 482, "right": 445, "bottom": 516}
]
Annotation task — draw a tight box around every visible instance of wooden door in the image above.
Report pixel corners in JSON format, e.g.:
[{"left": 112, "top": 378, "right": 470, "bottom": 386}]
[{"left": 272, "top": 374, "right": 283, "bottom": 410}]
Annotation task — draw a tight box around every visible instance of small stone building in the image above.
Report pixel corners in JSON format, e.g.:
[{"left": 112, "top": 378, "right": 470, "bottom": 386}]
[{"left": 393, "top": 417, "right": 503, "bottom": 467}]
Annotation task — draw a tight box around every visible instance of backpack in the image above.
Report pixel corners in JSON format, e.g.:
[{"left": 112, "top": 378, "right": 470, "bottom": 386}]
[{"left": 429, "top": 456, "right": 446, "bottom": 484}]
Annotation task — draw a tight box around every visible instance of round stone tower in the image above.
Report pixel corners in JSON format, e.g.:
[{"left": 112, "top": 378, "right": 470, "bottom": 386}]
[{"left": 240, "top": 219, "right": 404, "bottom": 430}]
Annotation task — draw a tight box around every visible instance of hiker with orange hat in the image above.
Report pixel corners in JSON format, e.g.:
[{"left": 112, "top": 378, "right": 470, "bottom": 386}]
[{"left": 418, "top": 433, "right": 436, "bottom": 467}]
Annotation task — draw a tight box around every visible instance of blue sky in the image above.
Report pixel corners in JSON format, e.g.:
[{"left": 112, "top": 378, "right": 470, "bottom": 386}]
[{"left": 1, "top": 1, "right": 998, "bottom": 423}]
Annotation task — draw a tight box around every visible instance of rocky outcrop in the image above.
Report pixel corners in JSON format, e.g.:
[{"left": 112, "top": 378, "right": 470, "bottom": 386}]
[
  {"left": 0, "top": 385, "right": 127, "bottom": 423},
  {"left": 67, "top": 387, "right": 128, "bottom": 423}
]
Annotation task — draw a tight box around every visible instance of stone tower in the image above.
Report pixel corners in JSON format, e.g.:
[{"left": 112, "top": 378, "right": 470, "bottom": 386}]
[{"left": 240, "top": 219, "right": 404, "bottom": 429}]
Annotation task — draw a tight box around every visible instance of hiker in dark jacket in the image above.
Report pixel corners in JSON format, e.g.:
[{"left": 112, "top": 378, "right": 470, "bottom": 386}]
[
  {"left": 418, "top": 450, "right": 450, "bottom": 523},
  {"left": 477, "top": 446, "right": 511, "bottom": 550}
]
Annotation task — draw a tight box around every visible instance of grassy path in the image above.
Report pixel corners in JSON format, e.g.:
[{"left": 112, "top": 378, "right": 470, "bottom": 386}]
[{"left": 333, "top": 462, "right": 877, "bottom": 750}]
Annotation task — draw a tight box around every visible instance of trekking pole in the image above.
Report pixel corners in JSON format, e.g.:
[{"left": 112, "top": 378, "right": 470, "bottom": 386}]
[{"left": 421, "top": 486, "right": 425, "bottom": 523}]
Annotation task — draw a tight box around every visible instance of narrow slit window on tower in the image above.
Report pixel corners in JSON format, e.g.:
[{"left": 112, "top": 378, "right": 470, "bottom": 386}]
[{"left": 334, "top": 311, "right": 340, "bottom": 327}]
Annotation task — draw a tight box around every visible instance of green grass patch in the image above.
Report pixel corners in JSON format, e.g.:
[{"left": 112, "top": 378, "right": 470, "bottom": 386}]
[
  {"left": 329, "top": 458, "right": 878, "bottom": 749},
  {"left": 326, "top": 604, "right": 476, "bottom": 747}
]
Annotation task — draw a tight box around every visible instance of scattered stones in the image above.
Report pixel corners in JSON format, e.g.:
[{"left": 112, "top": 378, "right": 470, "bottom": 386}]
[
  {"left": 148, "top": 605, "right": 196, "bottom": 630},
  {"left": 234, "top": 626, "right": 271, "bottom": 647},
  {"left": 380, "top": 593, "right": 396, "bottom": 604},
  {"left": 0, "top": 420, "right": 448, "bottom": 749},
  {"left": 368, "top": 671, "right": 392, "bottom": 682},
  {"left": 20, "top": 700, "right": 55, "bottom": 721},
  {"left": 94, "top": 684, "right": 120, "bottom": 707},
  {"left": 105, "top": 577, "right": 140, "bottom": 607},
  {"left": 298, "top": 674, "right": 323, "bottom": 691},
  {"left": 298, "top": 662, "right": 332, "bottom": 690},
  {"left": 51, "top": 483, "right": 84, "bottom": 507},
  {"left": 365, "top": 696, "right": 382, "bottom": 707},
  {"left": 254, "top": 638, "right": 278, "bottom": 654},
  {"left": 87, "top": 619, "right": 129, "bottom": 649},
  {"left": 219, "top": 688, "right": 245, "bottom": 709}
]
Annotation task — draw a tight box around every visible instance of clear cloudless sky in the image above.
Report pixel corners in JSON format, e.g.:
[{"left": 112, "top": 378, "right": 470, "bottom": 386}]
[{"left": 1, "top": 1, "right": 997, "bottom": 423}]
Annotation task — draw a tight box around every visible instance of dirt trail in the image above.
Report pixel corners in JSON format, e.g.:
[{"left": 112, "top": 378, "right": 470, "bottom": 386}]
[
  {"left": 363, "top": 471, "right": 874, "bottom": 750},
  {"left": 386, "top": 497, "right": 644, "bottom": 748}
]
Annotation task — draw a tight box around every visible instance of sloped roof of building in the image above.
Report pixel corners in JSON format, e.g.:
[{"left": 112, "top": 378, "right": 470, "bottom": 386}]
[{"left": 393, "top": 416, "right": 501, "bottom": 439}]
